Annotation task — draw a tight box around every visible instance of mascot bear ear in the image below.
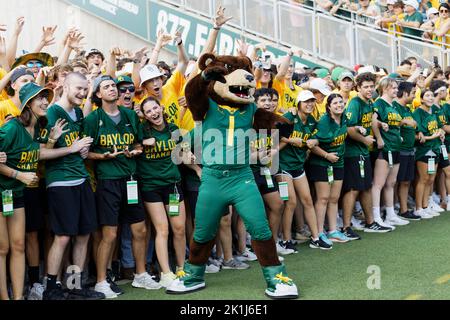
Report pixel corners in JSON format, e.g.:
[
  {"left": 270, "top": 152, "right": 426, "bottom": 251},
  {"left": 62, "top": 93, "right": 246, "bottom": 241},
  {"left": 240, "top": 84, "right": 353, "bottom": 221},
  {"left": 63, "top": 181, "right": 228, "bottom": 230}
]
[{"left": 199, "top": 53, "right": 217, "bottom": 71}]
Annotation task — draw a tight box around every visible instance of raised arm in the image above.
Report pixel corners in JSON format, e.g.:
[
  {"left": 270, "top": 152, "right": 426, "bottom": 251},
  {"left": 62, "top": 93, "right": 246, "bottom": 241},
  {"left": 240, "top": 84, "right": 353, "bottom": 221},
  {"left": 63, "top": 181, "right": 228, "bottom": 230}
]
[{"left": 34, "top": 25, "right": 57, "bottom": 53}]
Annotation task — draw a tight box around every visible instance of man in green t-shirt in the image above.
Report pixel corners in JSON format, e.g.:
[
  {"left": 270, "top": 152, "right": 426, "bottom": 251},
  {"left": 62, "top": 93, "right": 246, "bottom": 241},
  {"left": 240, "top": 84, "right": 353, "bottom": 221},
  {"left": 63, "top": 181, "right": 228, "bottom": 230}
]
[
  {"left": 84, "top": 75, "right": 161, "bottom": 298},
  {"left": 342, "top": 72, "right": 392, "bottom": 238},
  {"left": 398, "top": 0, "right": 424, "bottom": 39},
  {"left": 393, "top": 81, "right": 420, "bottom": 220},
  {"left": 42, "top": 73, "right": 102, "bottom": 300}
]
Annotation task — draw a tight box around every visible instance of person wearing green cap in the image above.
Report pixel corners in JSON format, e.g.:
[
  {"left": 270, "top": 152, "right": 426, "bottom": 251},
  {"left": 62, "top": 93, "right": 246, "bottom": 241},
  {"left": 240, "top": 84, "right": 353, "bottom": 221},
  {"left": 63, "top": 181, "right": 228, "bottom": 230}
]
[
  {"left": 83, "top": 75, "right": 161, "bottom": 299},
  {"left": 332, "top": 70, "right": 357, "bottom": 106},
  {"left": 0, "top": 82, "right": 89, "bottom": 300},
  {"left": 116, "top": 76, "right": 136, "bottom": 110}
]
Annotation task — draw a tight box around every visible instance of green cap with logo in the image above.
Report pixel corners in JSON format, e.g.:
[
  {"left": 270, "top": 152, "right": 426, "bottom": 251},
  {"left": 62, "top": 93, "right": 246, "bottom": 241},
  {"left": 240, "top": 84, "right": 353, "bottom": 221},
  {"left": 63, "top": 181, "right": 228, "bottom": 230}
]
[{"left": 115, "top": 75, "right": 133, "bottom": 86}]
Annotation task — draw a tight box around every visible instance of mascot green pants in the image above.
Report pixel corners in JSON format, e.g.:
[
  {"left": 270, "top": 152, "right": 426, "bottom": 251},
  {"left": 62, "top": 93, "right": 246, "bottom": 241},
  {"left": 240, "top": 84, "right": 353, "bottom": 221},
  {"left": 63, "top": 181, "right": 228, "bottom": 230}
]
[{"left": 166, "top": 53, "right": 298, "bottom": 299}]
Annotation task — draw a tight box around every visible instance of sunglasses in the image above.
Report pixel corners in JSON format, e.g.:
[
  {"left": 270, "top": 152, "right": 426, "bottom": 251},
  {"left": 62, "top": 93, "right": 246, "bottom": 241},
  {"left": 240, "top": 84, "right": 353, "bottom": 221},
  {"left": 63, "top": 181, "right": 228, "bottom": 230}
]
[
  {"left": 441, "top": 10, "right": 448, "bottom": 13},
  {"left": 118, "top": 86, "right": 136, "bottom": 94},
  {"left": 26, "top": 61, "right": 43, "bottom": 68}
]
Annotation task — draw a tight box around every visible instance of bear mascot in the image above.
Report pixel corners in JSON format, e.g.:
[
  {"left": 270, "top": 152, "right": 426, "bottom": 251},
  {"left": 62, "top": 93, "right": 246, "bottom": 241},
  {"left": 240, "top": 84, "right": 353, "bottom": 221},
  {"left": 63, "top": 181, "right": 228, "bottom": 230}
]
[{"left": 166, "top": 53, "right": 298, "bottom": 299}]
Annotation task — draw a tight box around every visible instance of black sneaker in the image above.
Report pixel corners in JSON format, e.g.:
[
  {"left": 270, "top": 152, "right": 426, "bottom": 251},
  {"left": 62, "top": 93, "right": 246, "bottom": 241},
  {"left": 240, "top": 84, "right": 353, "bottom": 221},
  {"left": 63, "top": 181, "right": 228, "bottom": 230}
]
[
  {"left": 309, "top": 238, "right": 332, "bottom": 250},
  {"left": 68, "top": 288, "right": 105, "bottom": 300},
  {"left": 341, "top": 227, "right": 361, "bottom": 240},
  {"left": 43, "top": 286, "right": 69, "bottom": 300},
  {"left": 285, "top": 240, "right": 298, "bottom": 253},
  {"left": 399, "top": 210, "right": 421, "bottom": 221},
  {"left": 107, "top": 270, "right": 124, "bottom": 296},
  {"left": 364, "top": 221, "right": 392, "bottom": 233}
]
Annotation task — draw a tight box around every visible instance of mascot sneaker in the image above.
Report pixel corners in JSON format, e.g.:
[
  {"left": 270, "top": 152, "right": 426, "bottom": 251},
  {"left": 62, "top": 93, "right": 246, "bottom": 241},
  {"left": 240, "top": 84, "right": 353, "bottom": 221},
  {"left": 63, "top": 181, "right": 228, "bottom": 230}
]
[
  {"left": 166, "top": 263, "right": 206, "bottom": 294},
  {"left": 262, "top": 264, "right": 298, "bottom": 299}
]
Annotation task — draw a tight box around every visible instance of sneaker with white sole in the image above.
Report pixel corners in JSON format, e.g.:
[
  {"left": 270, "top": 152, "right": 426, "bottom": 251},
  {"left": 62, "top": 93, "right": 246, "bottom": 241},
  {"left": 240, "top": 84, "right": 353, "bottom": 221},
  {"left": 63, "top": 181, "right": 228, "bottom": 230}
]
[
  {"left": 351, "top": 216, "right": 365, "bottom": 231},
  {"left": 385, "top": 215, "right": 410, "bottom": 226},
  {"left": 159, "top": 272, "right": 176, "bottom": 288},
  {"left": 263, "top": 265, "right": 298, "bottom": 300},
  {"left": 27, "top": 283, "right": 45, "bottom": 300},
  {"left": 374, "top": 218, "right": 396, "bottom": 231},
  {"left": 166, "top": 263, "right": 206, "bottom": 294},
  {"left": 415, "top": 208, "right": 433, "bottom": 219},
  {"left": 132, "top": 272, "right": 162, "bottom": 290},
  {"left": 364, "top": 221, "right": 392, "bottom": 233},
  {"left": 235, "top": 247, "right": 257, "bottom": 262},
  {"left": 276, "top": 241, "right": 295, "bottom": 255},
  {"left": 425, "top": 207, "right": 440, "bottom": 217},
  {"left": 429, "top": 200, "right": 444, "bottom": 213},
  {"left": 205, "top": 263, "right": 220, "bottom": 274},
  {"left": 94, "top": 280, "right": 118, "bottom": 299},
  {"left": 222, "top": 258, "right": 250, "bottom": 270}
]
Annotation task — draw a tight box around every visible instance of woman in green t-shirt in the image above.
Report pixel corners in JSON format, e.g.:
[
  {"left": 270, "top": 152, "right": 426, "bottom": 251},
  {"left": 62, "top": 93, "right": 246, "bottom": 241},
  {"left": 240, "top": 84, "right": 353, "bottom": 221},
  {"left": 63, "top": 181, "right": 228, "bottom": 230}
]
[
  {"left": 372, "top": 78, "right": 410, "bottom": 227},
  {"left": 413, "top": 89, "right": 445, "bottom": 218},
  {"left": 277, "top": 90, "right": 332, "bottom": 251},
  {"left": 138, "top": 97, "right": 187, "bottom": 288},
  {"left": 309, "top": 93, "right": 350, "bottom": 243},
  {"left": 0, "top": 83, "right": 81, "bottom": 300}
]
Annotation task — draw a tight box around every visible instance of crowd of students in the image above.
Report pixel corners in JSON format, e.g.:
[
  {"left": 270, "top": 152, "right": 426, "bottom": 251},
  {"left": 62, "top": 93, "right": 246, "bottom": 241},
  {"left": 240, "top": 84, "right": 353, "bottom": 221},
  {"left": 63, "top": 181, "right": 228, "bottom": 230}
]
[{"left": 0, "top": 6, "right": 449, "bottom": 300}]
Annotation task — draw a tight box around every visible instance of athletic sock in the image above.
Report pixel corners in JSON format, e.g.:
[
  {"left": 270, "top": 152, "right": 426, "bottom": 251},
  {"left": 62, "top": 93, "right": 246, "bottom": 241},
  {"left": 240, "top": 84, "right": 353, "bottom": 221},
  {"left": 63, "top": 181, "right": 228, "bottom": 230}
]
[
  {"left": 385, "top": 206, "right": 396, "bottom": 219},
  {"left": 372, "top": 207, "right": 381, "bottom": 221},
  {"left": 28, "top": 266, "right": 40, "bottom": 285},
  {"left": 46, "top": 274, "right": 58, "bottom": 290}
]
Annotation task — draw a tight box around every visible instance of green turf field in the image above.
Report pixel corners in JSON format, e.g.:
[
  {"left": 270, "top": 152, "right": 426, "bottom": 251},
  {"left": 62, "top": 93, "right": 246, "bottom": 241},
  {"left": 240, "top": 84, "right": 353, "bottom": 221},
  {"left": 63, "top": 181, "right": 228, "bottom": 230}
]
[{"left": 117, "top": 213, "right": 450, "bottom": 300}]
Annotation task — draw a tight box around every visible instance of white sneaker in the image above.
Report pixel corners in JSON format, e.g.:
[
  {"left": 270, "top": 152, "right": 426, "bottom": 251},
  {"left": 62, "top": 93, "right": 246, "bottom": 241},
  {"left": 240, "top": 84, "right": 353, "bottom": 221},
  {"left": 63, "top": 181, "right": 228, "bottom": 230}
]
[
  {"left": 374, "top": 218, "right": 396, "bottom": 231},
  {"left": 158, "top": 272, "right": 177, "bottom": 288},
  {"left": 278, "top": 255, "right": 284, "bottom": 262},
  {"left": 95, "top": 280, "right": 118, "bottom": 299},
  {"left": 415, "top": 208, "right": 433, "bottom": 219},
  {"left": 205, "top": 263, "right": 220, "bottom": 274},
  {"left": 235, "top": 247, "right": 258, "bottom": 262},
  {"left": 276, "top": 242, "right": 294, "bottom": 255},
  {"left": 429, "top": 200, "right": 444, "bottom": 213},
  {"left": 351, "top": 216, "right": 365, "bottom": 231},
  {"left": 27, "top": 283, "right": 45, "bottom": 300},
  {"left": 385, "top": 215, "right": 410, "bottom": 226},
  {"left": 132, "top": 272, "right": 162, "bottom": 290},
  {"left": 425, "top": 207, "right": 440, "bottom": 217}
]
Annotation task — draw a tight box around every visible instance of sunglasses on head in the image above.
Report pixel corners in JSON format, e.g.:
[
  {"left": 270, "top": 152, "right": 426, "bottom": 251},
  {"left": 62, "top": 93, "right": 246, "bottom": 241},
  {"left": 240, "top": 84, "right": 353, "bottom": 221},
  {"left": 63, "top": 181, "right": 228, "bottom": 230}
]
[
  {"left": 26, "top": 61, "right": 43, "bottom": 68},
  {"left": 118, "top": 86, "right": 136, "bottom": 94}
]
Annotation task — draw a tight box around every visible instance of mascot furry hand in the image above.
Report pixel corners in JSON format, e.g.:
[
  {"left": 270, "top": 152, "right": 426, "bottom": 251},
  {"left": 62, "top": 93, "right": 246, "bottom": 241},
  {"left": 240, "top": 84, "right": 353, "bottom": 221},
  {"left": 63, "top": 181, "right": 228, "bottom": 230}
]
[{"left": 165, "top": 54, "right": 298, "bottom": 300}]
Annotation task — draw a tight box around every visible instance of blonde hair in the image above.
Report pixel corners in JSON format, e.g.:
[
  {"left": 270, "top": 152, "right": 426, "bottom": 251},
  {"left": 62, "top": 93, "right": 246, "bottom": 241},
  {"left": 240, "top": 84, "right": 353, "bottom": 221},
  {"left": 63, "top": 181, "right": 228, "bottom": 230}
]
[{"left": 377, "top": 77, "right": 397, "bottom": 97}]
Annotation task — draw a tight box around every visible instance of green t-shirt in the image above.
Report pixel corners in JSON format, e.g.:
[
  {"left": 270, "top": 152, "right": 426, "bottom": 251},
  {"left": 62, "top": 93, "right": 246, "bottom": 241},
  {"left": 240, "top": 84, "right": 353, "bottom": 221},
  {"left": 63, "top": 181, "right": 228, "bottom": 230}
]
[
  {"left": 201, "top": 99, "right": 257, "bottom": 170},
  {"left": 402, "top": 11, "right": 424, "bottom": 38},
  {"left": 43, "top": 104, "right": 89, "bottom": 186},
  {"left": 442, "top": 103, "right": 450, "bottom": 148},
  {"left": 412, "top": 107, "right": 441, "bottom": 159},
  {"left": 373, "top": 98, "right": 402, "bottom": 152},
  {"left": 82, "top": 106, "right": 143, "bottom": 180},
  {"left": 309, "top": 113, "right": 347, "bottom": 168},
  {"left": 137, "top": 122, "right": 181, "bottom": 191},
  {"left": 344, "top": 96, "right": 373, "bottom": 158},
  {"left": 0, "top": 119, "right": 41, "bottom": 197},
  {"left": 250, "top": 132, "right": 274, "bottom": 171},
  {"left": 393, "top": 101, "right": 416, "bottom": 152},
  {"left": 279, "top": 112, "right": 317, "bottom": 171}
]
